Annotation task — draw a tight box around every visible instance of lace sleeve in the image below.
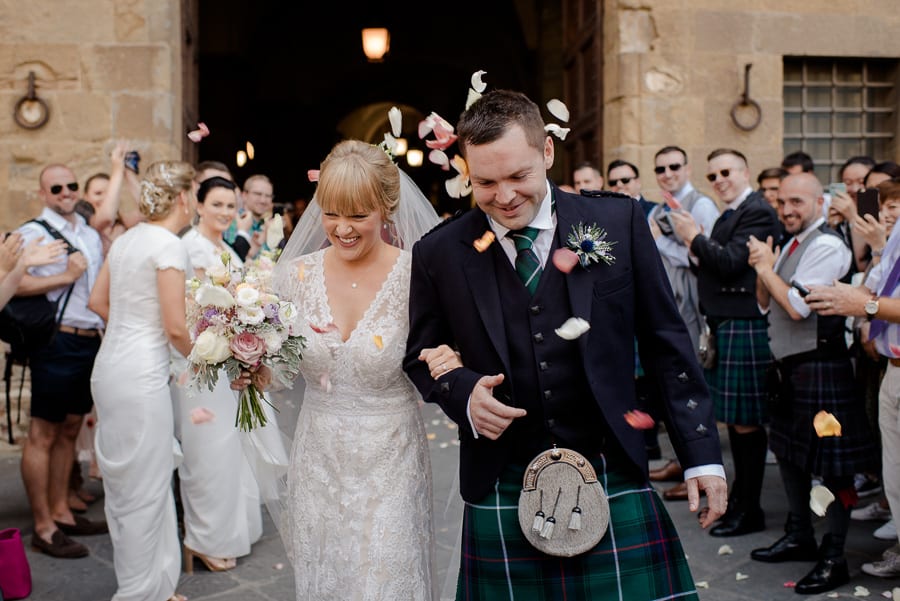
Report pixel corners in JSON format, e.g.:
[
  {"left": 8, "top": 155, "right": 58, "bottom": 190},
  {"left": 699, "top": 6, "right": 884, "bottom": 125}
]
[{"left": 153, "top": 237, "right": 189, "bottom": 273}]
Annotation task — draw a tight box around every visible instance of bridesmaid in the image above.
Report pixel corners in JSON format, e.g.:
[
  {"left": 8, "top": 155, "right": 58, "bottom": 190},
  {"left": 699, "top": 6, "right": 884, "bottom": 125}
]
[
  {"left": 171, "top": 176, "right": 263, "bottom": 572},
  {"left": 89, "top": 161, "right": 195, "bottom": 601}
]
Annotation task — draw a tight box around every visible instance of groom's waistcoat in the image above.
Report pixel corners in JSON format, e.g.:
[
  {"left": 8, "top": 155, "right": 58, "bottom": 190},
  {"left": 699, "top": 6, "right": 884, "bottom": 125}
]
[{"left": 492, "top": 241, "right": 612, "bottom": 463}]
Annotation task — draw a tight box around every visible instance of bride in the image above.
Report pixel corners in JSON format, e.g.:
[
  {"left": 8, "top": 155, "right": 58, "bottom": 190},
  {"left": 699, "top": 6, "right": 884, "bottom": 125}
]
[{"left": 236, "top": 140, "right": 453, "bottom": 600}]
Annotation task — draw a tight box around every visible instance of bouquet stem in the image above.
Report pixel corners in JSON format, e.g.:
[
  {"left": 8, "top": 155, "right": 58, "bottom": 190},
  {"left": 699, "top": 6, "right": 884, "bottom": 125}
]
[{"left": 235, "top": 384, "right": 274, "bottom": 432}]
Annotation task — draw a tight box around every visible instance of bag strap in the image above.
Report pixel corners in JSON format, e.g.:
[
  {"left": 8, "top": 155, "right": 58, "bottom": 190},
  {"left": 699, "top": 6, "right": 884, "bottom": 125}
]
[
  {"left": 4, "top": 355, "right": 12, "bottom": 445},
  {"left": 28, "top": 219, "right": 77, "bottom": 323}
]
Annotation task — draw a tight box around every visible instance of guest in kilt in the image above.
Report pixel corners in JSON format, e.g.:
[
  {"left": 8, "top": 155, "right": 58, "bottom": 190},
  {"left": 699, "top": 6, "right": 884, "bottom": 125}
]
[
  {"left": 405, "top": 90, "right": 727, "bottom": 600},
  {"left": 747, "top": 173, "right": 876, "bottom": 594},
  {"left": 670, "top": 149, "right": 780, "bottom": 537}
]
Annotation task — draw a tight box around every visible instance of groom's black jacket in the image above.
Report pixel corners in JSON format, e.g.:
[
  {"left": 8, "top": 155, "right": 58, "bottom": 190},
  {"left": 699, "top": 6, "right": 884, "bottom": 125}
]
[{"left": 404, "top": 185, "right": 721, "bottom": 502}]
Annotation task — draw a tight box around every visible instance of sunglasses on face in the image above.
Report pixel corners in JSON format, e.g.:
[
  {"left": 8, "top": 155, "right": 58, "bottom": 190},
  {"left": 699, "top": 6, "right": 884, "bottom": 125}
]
[
  {"left": 706, "top": 169, "right": 731, "bottom": 183},
  {"left": 49, "top": 182, "right": 79, "bottom": 195},
  {"left": 654, "top": 163, "right": 683, "bottom": 175},
  {"left": 608, "top": 177, "right": 634, "bottom": 187}
]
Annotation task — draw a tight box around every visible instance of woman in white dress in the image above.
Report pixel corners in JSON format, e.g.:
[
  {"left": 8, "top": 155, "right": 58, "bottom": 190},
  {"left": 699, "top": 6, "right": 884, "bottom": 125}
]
[
  {"left": 89, "top": 161, "right": 195, "bottom": 601},
  {"left": 172, "top": 176, "right": 262, "bottom": 572},
  {"left": 236, "top": 140, "right": 449, "bottom": 600}
]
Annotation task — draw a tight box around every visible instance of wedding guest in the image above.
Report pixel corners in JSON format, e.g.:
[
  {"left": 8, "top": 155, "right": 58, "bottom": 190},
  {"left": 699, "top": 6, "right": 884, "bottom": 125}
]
[{"left": 90, "top": 160, "right": 195, "bottom": 601}]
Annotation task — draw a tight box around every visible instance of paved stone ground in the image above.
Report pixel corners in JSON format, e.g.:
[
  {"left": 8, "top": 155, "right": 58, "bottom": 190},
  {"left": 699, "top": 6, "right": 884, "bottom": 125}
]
[{"left": 1, "top": 404, "right": 898, "bottom": 600}]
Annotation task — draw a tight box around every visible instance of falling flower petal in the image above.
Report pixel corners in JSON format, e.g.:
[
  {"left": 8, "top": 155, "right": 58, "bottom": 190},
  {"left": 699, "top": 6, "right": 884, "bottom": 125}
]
[
  {"left": 854, "top": 586, "right": 870, "bottom": 597},
  {"left": 439, "top": 442, "right": 449, "bottom": 449},
  {"left": 310, "top": 322, "right": 338, "bottom": 334},
  {"left": 383, "top": 133, "right": 399, "bottom": 154},
  {"left": 735, "top": 572, "right": 749, "bottom": 581},
  {"left": 373, "top": 335, "right": 383, "bottom": 350},
  {"left": 274, "top": 563, "right": 284, "bottom": 570},
  {"left": 828, "top": 594, "right": 840, "bottom": 599},
  {"left": 176, "top": 369, "right": 191, "bottom": 387},
  {"left": 447, "top": 422, "right": 457, "bottom": 430},
  {"left": 473, "top": 231, "right": 496, "bottom": 253},
  {"left": 446, "top": 175, "right": 472, "bottom": 199},
  {"left": 190, "top": 407, "right": 215, "bottom": 424},
  {"left": 187, "top": 122, "right": 210, "bottom": 143},
  {"left": 319, "top": 373, "right": 332, "bottom": 393},
  {"left": 810, "top": 484, "right": 836, "bottom": 517},
  {"left": 882, "top": 591, "right": 892, "bottom": 599},
  {"left": 890, "top": 344, "right": 900, "bottom": 356},
  {"left": 695, "top": 581, "right": 709, "bottom": 589},
  {"left": 784, "top": 581, "right": 796, "bottom": 588},
  {"left": 429, "top": 149, "right": 450, "bottom": 170},
  {"left": 466, "top": 88, "right": 482, "bottom": 110},
  {"left": 544, "top": 123, "right": 571, "bottom": 141},
  {"left": 547, "top": 99, "right": 570, "bottom": 122},
  {"left": 471, "top": 70, "right": 488, "bottom": 93},
  {"left": 266, "top": 214, "right": 284, "bottom": 249},
  {"left": 425, "top": 132, "right": 458, "bottom": 151},
  {"left": 717, "top": 544, "right": 733, "bottom": 555},
  {"left": 307, "top": 169, "right": 320, "bottom": 182},
  {"left": 388, "top": 106, "right": 402, "bottom": 137},
  {"left": 552, "top": 248, "right": 580, "bottom": 273},
  {"left": 624, "top": 410, "right": 655, "bottom": 430},
  {"left": 814, "top": 410, "right": 842, "bottom": 437},
  {"left": 662, "top": 190, "right": 682, "bottom": 210},
  {"left": 555, "top": 317, "right": 590, "bottom": 340},
  {"left": 431, "top": 419, "right": 441, "bottom": 426}
]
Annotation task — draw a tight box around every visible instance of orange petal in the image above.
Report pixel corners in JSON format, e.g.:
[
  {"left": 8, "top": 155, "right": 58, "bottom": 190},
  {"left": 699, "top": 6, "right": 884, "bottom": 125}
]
[
  {"left": 190, "top": 407, "right": 215, "bottom": 424},
  {"left": 813, "top": 410, "right": 842, "bottom": 437},
  {"left": 623, "top": 410, "right": 655, "bottom": 430},
  {"left": 473, "top": 231, "right": 495, "bottom": 252},
  {"left": 296, "top": 263, "right": 305, "bottom": 281},
  {"left": 552, "top": 248, "right": 580, "bottom": 273},
  {"left": 373, "top": 335, "right": 384, "bottom": 350}
]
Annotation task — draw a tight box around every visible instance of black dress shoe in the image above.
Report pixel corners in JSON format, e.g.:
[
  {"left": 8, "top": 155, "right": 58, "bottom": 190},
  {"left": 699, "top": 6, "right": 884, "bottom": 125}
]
[
  {"left": 751, "top": 533, "right": 818, "bottom": 563},
  {"left": 709, "top": 510, "right": 765, "bottom": 537},
  {"left": 794, "top": 557, "right": 849, "bottom": 595}
]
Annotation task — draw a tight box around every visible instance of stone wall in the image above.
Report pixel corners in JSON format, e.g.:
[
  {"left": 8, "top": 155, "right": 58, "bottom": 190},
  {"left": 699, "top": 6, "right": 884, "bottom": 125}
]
[
  {"left": 0, "top": 0, "right": 184, "bottom": 230},
  {"left": 602, "top": 0, "right": 900, "bottom": 200}
]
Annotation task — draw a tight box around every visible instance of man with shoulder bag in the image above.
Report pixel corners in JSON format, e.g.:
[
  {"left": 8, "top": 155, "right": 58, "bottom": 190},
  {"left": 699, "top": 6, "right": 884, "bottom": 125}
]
[{"left": 16, "top": 164, "right": 107, "bottom": 559}]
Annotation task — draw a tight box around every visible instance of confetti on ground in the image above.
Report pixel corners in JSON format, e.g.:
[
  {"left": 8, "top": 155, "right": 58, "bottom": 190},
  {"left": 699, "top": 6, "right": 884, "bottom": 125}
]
[
  {"left": 784, "top": 581, "right": 796, "bottom": 588},
  {"left": 473, "top": 231, "right": 495, "bottom": 252},
  {"left": 274, "top": 563, "right": 284, "bottom": 570},
  {"left": 551, "top": 248, "right": 580, "bottom": 273},
  {"left": 695, "top": 581, "right": 709, "bottom": 589},
  {"left": 431, "top": 419, "right": 441, "bottom": 425},
  {"left": 735, "top": 572, "right": 749, "bottom": 581},
  {"left": 189, "top": 407, "right": 215, "bottom": 424},
  {"left": 810, "top": 484, "right": 836, "bottom": 517},
  {"left": 814, "top": 410, "right": 842, "bottom": 437},
  {"left": 624, "top": 410, "right": 655, "bottom": 430},
  {"left": 451, "top": 439, "right": 460, "bottom": 446},
  {"left": 296, "top": 263, "right": 305, "bottom": 281},
  {"left": 373, "top": 335, "right": 383, "bottom": 350},
  {"left": 446, "top": 422, "right": 457, "bottom": 430},
  {"left": 855, "top": 586, "right": 871, "bottom": 597},
  {"left": 555, "top": 317, "right": 590, "bottom": 340},
  {"left": 439, "top": 442, "right": 449, "bottom": 449},
  {"left": 426, "top": 433, "right": 437, "bottom": 441},
  {"left": 717, "top": 544, "right": 733, "bottom": 555}
]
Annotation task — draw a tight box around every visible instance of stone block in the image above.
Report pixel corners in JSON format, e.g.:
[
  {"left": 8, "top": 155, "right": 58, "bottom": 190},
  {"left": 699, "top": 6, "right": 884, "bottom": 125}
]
[
  {"left": 83, "top": 45, "right": 170, "bottom": 92},
  {"left": 56, "top": 92, "right": 113, "bottom": 142},
  {"left": 0, "top": 1, "right": 113, "bottom": 43},
  {"left": 113, "top": 93, "right": 156, "bottom": 140},
  {"left": 0, "top": 44, "right": 81, "bottom": 90},
  {"left": 114, "top": 0, "right": 148, "bottom": 43},
  {"left": 649, "top": 8, "right": 694, "bottom": 57},
  {"left": 618, "top": 6, "right": 658, "bottom": 54},
  {"left": 692, "top": 11, "right": 754, "bottom": 54}
]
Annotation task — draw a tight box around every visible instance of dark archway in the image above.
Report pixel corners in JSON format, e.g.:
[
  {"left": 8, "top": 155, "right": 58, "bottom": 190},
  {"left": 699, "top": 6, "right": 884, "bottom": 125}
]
[{"left": 195, "top": 1, "right": 561, "bottom": 214}]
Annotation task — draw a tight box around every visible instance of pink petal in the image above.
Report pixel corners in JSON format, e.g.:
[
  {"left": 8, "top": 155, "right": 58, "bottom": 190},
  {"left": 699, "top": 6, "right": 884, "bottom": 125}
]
[
  {"left": 198, "top": 122, "right": 210, "bottom": 136},
  {"left": 552, "top": 248, "right": 580, "bottom": 273},
  {"left": 319, "top": 373, "right": 332, "bottom": 393},
  {"left": 418, "top": 119, "right": 433, "bottom": 139},
  {"left": 425, "top": 133, "right": 458, "bottom": 151},
  {"left": 309, "top": 322, "right": 338, "bottom": 334},
  {"left": 187, "top": 122, "right": 210, "bottom": 143},
  {"left": 662, "top": 190, "right": 682, "bottom": 210},
  {"left": 432, "top": 118, "right": 455, "bottom": 138},
  {"left": 190, "top": 407, "right": 215, "bottom": 424},
  {"left": 890, "top": 344, "right": 900, "bottom": 356},
  {"left": 623, "top": 410, "right": 655, "bottom": 430},
  {"left": 307, "top": 169, "right": 320, "bottom": 183},
  {"left": 784, "top": 582, "right": 796, "bottom": 588},
  {"left": 428, "top": 150, "right": 450, "bottom": 170}
]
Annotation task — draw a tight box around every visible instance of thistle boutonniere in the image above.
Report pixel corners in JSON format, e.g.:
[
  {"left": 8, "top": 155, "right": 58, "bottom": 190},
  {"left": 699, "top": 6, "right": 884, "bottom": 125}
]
[{"left": 567, "top": 222, "right": 616, "bottom": 268}]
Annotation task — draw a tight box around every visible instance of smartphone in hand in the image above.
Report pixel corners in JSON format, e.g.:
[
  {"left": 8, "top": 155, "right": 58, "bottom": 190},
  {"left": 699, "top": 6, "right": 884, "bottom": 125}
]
[
  {"left": 857, "top": 188, "right": 880, "bottom": 220},
  {"left": 826, "top": 182, "right": 847, "bottom": 196},
  {"left": 124, "top": 151, "right": 141, "bottom": 174},
  {"left": 791, "top": 279, "right": 810, "bottom": 297}
]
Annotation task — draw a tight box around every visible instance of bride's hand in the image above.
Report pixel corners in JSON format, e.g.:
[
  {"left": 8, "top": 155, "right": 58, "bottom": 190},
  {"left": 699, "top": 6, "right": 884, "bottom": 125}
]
[
  {"left": 419, "top": 344, "right": 462, "bottom": 380},
  {"left": 230, "top": 365, "right": 272, "bottom": 391}
]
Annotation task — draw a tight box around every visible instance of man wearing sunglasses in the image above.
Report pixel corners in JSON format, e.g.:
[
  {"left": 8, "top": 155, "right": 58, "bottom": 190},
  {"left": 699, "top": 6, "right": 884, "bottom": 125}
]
[
  {"left": 15, "top": 164, "right": 107, "bottom": 558},
  {"left": 669, "top": 148, "right": 780, "bottom": 538},
  {"left": 606, "top": 160, "right": 655, "bottom": 217}
]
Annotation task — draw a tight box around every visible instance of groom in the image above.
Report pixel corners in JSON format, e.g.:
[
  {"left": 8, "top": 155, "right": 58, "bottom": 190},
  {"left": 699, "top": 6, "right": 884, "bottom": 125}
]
[{"left": 404, "top": 90, "right": 726, "bottom": 599}]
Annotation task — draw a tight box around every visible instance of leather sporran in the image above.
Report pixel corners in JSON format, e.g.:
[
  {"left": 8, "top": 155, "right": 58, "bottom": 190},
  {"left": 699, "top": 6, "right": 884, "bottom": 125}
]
[
  {"left": 698, "top": 322, "right": 717, "bottom": 369},
  {"left": 518, "top": 447, "right": 609, "bottom": 557}
]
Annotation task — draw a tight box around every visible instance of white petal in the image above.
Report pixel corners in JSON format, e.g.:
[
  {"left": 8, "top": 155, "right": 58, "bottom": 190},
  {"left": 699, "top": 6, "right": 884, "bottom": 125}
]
[
  {"left": 544, "top": 123, "right": 571, "bottom": 141},
  {"left": 735, "top": 572, "right": 749, "bottom": 581},
  {"left": 466, "top": 88, "right": 482, "bottom": 110},
  {"left": 809, "top": 484, "right": 835, "bottom": 517},
  {"left": 388, "top": 106, "right": 402, "bottom": 137},
  {"left": 554, "top": 317, "right": 590, "bottom": 340},
  {"left": 266, "top": 214, "right": 284, "bottom": 249},
  {"left": 546, "top": 98, "right": 570, "bottom": 122},
  {"left": 892, "top": 587, "right": 900, "bottom": 601},
  {"left": 383, "top": 133, "right": 398, "bottom": 154},
  {"left": 695, "top": 581, "right": 709, "bottom": 589},
  {"left": 470, "top": 70, "right": 487, "bottom": 93},
  {"left": 717, "top": 544, "right": 733, "bottom": 555},
  {"left": 445, "top": 176, "right": 464, "bottom": 198},
  {"left": 854, "top": 586, "right": 871, "bottom": 597},
  {"left": 428, "top": 149, "right": 450, "bottom": 170}
]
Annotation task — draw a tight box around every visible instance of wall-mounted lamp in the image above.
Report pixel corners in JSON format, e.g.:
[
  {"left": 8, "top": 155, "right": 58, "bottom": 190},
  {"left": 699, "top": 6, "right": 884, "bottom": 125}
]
[
  {"left": 406, "top": 148, "right": 423, "bottom": 167},
  {"left": 236, "top": 150, "right": 248, "bottom": 168},
  {"left": 362, "top": 28, "right": 390, "bottom": 62}
]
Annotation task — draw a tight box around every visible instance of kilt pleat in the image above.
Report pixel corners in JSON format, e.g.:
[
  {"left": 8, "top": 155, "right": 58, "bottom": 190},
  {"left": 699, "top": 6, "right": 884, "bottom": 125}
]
[
  {"left": 768, "top": 358, "right": 878, "bottom": 476},
  {"left": 457, "top": 455, "right": 698, "bottom": 601},
  {"left": 705, "top": 318, "right": 770, "bottom": 425}
]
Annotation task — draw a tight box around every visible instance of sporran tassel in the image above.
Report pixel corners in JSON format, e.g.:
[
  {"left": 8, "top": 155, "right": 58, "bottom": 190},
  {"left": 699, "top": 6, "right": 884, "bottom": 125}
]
[
  {"left": 532, "top": 489, "right": 545, "bottom": 532},
  {"left": 540, "top": 487, "right": 563, "bottom": 539},
  {"left": 568, "top": 485, "right": 583, "bottom": 531}
]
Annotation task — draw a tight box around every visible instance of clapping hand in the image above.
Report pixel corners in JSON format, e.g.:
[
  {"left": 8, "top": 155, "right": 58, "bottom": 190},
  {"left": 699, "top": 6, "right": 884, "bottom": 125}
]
[
  {"left": 23, "top": 237, "right": 66, "bottom": 268},
  {"left": 419, "top": 344, "right": 462, "bottom": 379},
  {"left": 0, "top": 233, "right": 23, "bottom": 276},
  {"left": 746, "top": 235, "right": 778, "bottom": 273},
  {"left": 65, "top": 251, "right": 88, "bottom": 283},
  {"left": 668, "top": 210, "right": 700, "bottom": 246},
  {"left": 469, "top": 374, "right": 526, "bottom": 440},
  {"left": 806, "top": 281, "right": 871, "bottom": 317}
]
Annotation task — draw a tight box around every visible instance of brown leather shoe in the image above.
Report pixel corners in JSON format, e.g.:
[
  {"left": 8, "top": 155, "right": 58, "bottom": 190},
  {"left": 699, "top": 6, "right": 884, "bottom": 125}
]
[
  {"left": 55, "top": 514, "right": 108, "bottom": 536},
  {"left": 649, "top": 460, "right": 683, "bottom": 482},
  {"left": 663, "top": 481, "right": 689, "bottom": 500},
  {"left": 32, "top": 530, "right": 89, "bottom": 558}
]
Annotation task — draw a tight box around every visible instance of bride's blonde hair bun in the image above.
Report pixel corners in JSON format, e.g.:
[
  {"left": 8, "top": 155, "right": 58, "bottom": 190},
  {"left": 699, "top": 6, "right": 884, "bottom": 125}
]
[{"left": 139, "top": 160, "right": 195, "bottom": 220}]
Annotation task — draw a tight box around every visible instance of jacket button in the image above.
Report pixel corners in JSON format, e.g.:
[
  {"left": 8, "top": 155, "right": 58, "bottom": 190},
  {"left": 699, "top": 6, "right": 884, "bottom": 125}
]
[
  {"left": 530, "top": 305, "right": 542, "bottom": 315},
  {"left": 547, "top": 418, "right": 556, "bottom": 428},
  {"left": 686, "top": 399, "right": 698, "bottom": 410},
  {"left": 539, "top": 361, "right": 549, "bottom": 371},
  {"left": 696, "top": 423, "right": 708, "bottom": 434},
  {"left": 677, "top": 372, "right": 689, "bottom": 382},
  {"left": 543, "top": 390, "right": 552, "bottom": 400},
  {"left": 533, "top": 333, "right": 544, "bottom": 343}
]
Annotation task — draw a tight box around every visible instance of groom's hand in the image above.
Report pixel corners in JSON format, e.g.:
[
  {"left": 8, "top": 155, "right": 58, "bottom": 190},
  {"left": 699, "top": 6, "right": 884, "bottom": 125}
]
[{"left": 470, "top": 374, "right": 526, "bottom": 440}]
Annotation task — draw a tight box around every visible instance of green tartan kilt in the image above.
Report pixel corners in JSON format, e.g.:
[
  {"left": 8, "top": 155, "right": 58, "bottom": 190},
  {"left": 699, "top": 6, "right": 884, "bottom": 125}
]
[
  {"left": 457, "top": 454, "right": 698, "bottom": 601},
  {"left": 705, "top": 317, "right": 770, "bottom": 425}
]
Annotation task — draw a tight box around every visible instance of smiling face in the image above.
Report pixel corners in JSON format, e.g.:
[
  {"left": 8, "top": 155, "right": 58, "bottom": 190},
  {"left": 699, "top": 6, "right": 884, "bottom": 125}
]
[
  {"left": 243, "top": 178, "right": 274, "bottom": 218},
  {"left": 465, "top": 124, "right": 553, "bottom": 231},
  {"left": 40, "top": 165, "right": 80, "bottom": 220},
  {"left": 84, "top": 176, "right": 109, "bottom": 208},
  {"left": 777, "top": 174, "right": 823, "bottom": 235},
  {"left": 842, "top": 162, "right": 870, "bottom": 202},
  {"left": 707, "top": 153, "right": 751, "bottom": 205},
  {"left": 654, "top": 150, "right": 690, "bottom": 194},
  {"left": 320, "top": 209, "right": 384, "bottom": 263},
  {"left": 197, "top": 187, "right": 238, "bottom": 235},
  {"left": 608, "top": 164, "right": 641, "bottom": 198},
  {"left": 882, "top": 197, "right": 900, "bottom": 236}
]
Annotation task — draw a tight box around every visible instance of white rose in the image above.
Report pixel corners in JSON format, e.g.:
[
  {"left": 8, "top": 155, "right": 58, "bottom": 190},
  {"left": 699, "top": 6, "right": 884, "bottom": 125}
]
[
  {"left": 266, "top": 215, "right": 284, "bottom": 250},
  {"left": 237, "top": 306, "right": 265, "bottom": 325},
  {"left": 191, "top": 330, "right": 232, "bottom": 364},
  {"left": 278, "top": 301, "right": 298, "bottom": 328},
  {"left": 206, "top": 263, "right": 232, "bottom": 287},
  {"left": 235, "top": 285, "right": 260, "bottom": 307},
  {"left": 262, "top": 330, "right": 283, "bottom": 354},
  {"left": 195, "top": 284, "right": 235, "bottom": 309}
]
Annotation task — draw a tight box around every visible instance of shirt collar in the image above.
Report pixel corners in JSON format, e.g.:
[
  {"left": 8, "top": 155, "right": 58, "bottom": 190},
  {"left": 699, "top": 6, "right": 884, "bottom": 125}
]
[
  {"left": 673, "top": 181, "right": 695, "bottom": 201},
  {"left": 39, "top": 207, "right": 85, "bottom": 234},
  {"left": 488, "top": 179, "right": 554, "bottom": 239},
  {"left": 792, "top": 216, "right": 825, "bottom": 245},
  {"left": 726, "top": 186, "right": 754, "bottom": 211}
]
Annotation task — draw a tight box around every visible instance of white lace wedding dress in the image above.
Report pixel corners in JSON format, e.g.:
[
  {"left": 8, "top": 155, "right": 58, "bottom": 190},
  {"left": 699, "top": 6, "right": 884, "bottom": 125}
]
[{"left": 283, "top": 248, "right": 435, "bottom": 600}]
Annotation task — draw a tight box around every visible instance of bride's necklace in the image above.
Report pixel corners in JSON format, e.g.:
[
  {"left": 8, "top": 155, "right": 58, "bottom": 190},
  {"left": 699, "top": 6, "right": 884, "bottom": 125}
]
[{"left": 351, "top": 281, "right": 358, "bottom": 289}]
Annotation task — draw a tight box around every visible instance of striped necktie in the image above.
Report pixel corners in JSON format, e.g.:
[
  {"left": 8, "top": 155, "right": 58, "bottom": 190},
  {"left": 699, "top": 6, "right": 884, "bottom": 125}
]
[{"left": 509, "top": 227, "right": 542, "bottom": 295}]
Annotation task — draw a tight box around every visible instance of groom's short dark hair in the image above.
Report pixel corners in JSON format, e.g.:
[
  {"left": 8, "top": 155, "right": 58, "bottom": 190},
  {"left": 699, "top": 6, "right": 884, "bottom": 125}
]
[{"left": 457, "top": 90, "right": 546, "bottom": 156}]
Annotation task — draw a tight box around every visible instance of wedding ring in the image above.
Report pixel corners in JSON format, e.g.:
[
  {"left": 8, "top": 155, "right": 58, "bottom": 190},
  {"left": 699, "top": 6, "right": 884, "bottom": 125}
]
[{"left": 440, "top": 363, "right": 446, "bottom": 373}]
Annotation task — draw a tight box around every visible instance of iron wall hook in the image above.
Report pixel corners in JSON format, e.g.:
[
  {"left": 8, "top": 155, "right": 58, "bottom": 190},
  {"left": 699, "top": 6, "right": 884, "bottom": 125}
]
[{"left": 730, "top": 63, "right": 761, "bottom": 132}]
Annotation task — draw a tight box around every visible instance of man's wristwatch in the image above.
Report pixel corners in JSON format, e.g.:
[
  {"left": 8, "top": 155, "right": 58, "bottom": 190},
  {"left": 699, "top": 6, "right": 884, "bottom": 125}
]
[{"left": 865, "top": 297, "right": 880, "bottom": 321}]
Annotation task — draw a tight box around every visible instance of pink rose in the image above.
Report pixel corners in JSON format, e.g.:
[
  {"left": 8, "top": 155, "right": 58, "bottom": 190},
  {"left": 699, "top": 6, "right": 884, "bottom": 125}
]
[{"left": 230, "top": 331, "right": 266, "bottom": 366}]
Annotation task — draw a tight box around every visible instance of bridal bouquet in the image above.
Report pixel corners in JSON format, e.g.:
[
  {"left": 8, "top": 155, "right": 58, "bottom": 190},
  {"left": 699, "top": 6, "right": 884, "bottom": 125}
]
[{"left": 186, "top": 251, "right": 304, "bottom": 431}]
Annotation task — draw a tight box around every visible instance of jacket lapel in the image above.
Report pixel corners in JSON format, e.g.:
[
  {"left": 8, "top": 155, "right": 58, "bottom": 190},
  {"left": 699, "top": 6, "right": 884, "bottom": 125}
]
[{"left": 555, "top": 191, "right": 594, "bottom": 359}]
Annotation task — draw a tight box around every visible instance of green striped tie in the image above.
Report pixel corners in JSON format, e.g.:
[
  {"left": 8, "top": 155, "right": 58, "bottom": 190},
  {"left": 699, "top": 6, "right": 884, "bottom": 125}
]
[{"left": 509, "top": 227, "right": 542, "bottom": 295}]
